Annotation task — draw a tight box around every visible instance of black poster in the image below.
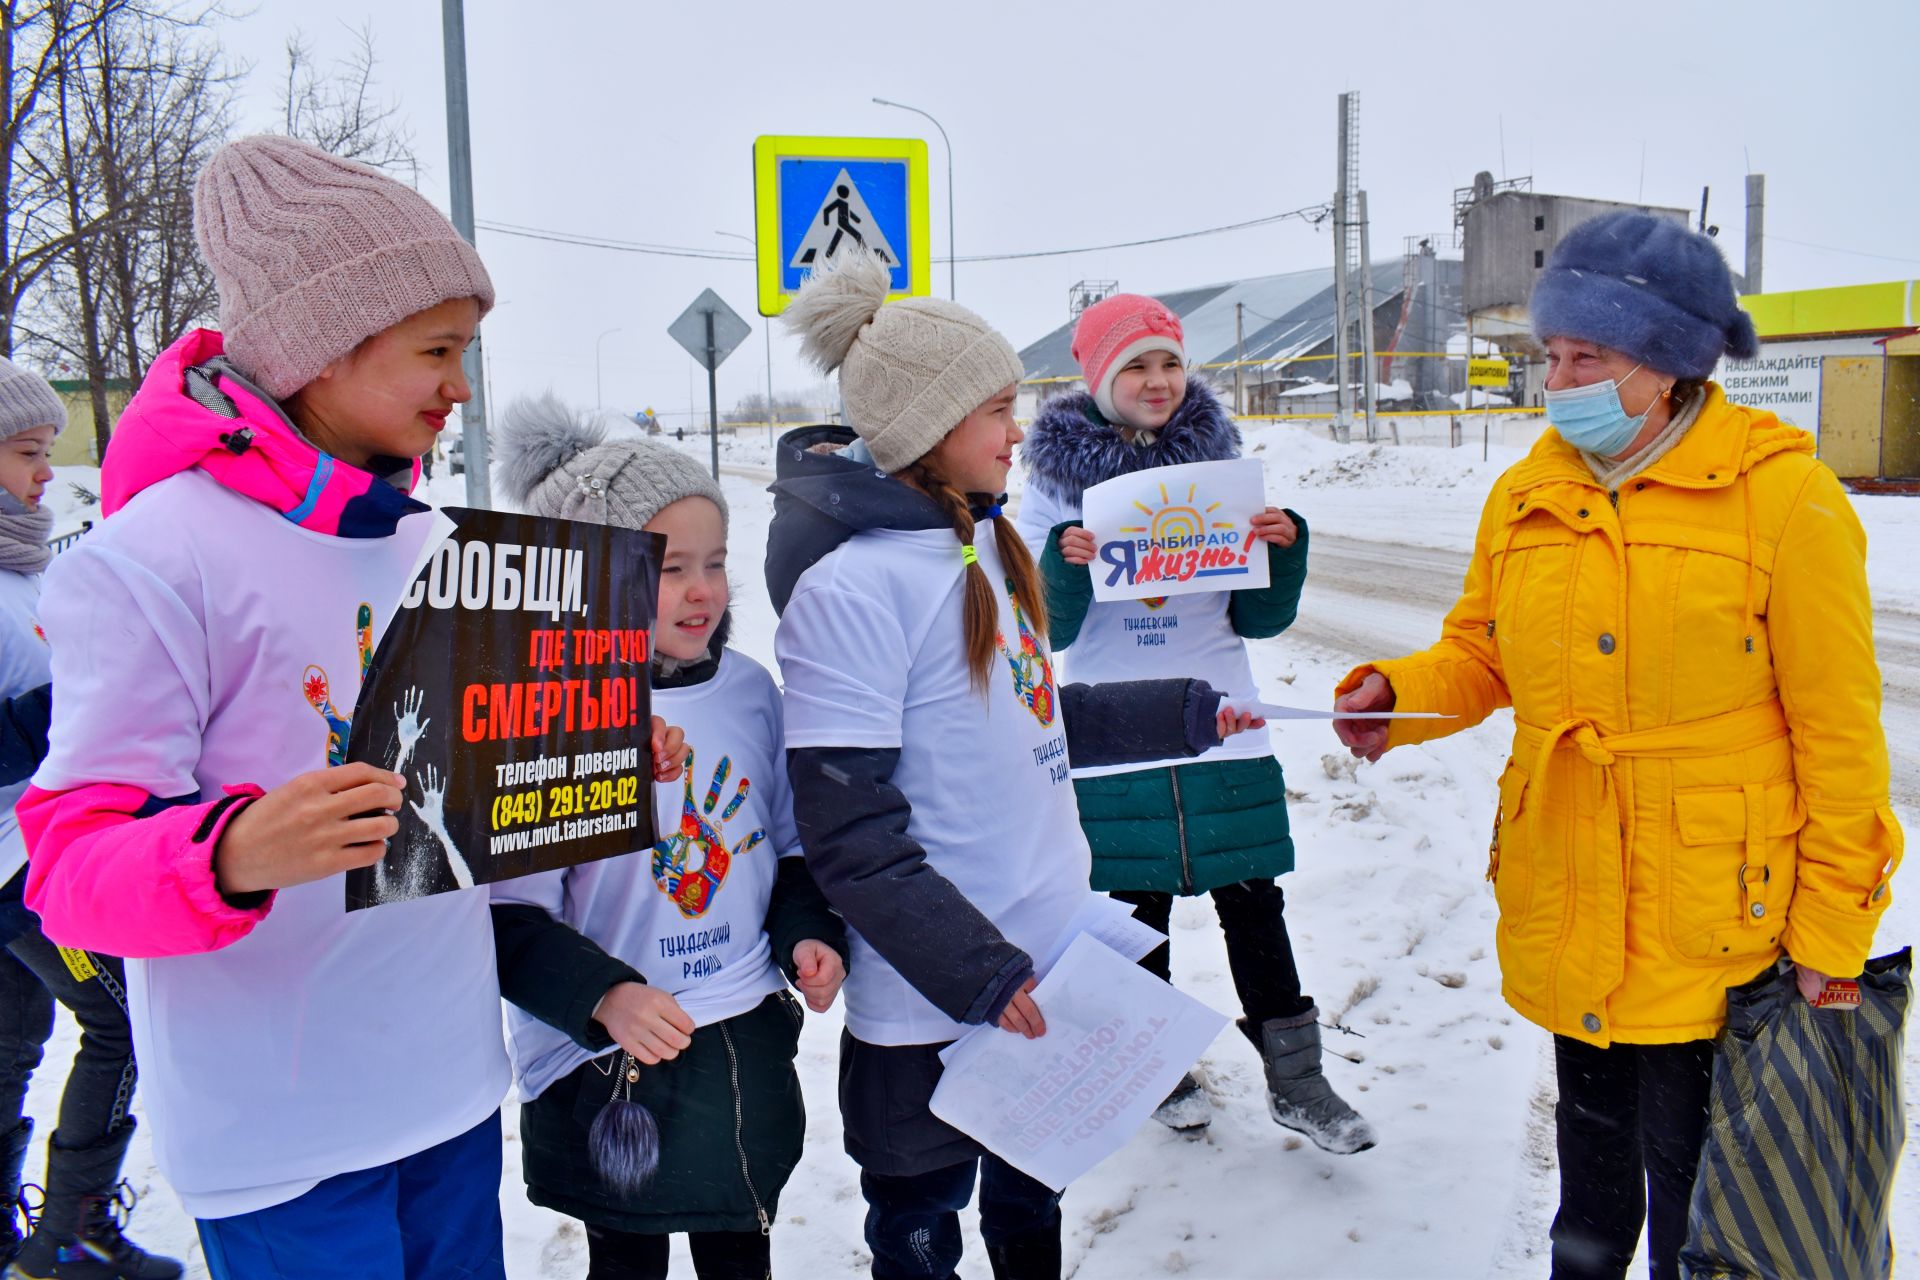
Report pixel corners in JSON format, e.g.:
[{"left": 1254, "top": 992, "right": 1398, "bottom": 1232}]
[{"left": 344, "top": 507, "right": 664, "bottom": 911}]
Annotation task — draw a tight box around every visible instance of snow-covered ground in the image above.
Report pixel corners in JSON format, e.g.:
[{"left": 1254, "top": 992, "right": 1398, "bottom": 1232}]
[{"left": 20, "top": 426, "right": 1919, "bottom": 1278}]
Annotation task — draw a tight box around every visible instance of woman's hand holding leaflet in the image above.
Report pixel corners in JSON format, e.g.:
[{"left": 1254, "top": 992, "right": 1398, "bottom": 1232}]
[{"left": 1333, "top": 673, "right": 1396, "bottom": 762}]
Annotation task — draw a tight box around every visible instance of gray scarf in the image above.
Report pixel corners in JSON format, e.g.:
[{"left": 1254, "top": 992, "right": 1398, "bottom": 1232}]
[{"left": 0, "top": 509, "right": 53, "bottom": 574}]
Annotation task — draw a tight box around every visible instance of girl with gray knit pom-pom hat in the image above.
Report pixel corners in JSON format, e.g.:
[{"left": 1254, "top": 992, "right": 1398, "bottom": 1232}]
[
  {"left": 769, "top": 252, "right": 1259, "bottom": 1279},
  {"left": 490, "top": 390, "right": 847, "bottom": 1278}
]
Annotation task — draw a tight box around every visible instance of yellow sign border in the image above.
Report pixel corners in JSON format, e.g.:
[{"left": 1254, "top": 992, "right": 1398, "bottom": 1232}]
[{"left": 752, "top": 135, "right": 931, "bottom": 317}]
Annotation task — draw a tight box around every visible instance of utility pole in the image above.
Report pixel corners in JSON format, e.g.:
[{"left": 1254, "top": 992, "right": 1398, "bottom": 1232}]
[
  {"left": 1234, "top": 302, "right": 1246, "bottom": 416},
  {"left": 1358, "top": 190, "right": 1378, "bottom": 443},
  {"left": 1332, "top": 96, "right": 1352, "bottom": 444},
  {"left": 1744, "top": 174, "right": 1765, "bottom": 294},
  {"left": 442, "top": 0, "right": 490, "bottom": 507}
]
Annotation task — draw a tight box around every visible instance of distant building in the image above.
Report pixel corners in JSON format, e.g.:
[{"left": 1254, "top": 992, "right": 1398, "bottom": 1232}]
[
  {"left": 48, "top": 379, "right": 133, "bottom": 467},
  {"left": 1727, "top": 279, "right": 1920, "bottom": 480},
  {"left": 1016, "top": 256, "right": 1464, "bottom": 416}
]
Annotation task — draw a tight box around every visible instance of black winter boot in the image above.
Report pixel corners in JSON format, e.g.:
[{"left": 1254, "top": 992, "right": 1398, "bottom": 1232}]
[
  {"left": 1150, "top": 1071, "right": 1211, "bottom": 1133},
  {"left": 7, "top": 1122, "right": 181, "bottom": 1280},
  {"left": 985, "top": 1227, "right": 1062, "bottom": 1280},
  {"left": 1241, "top": 1008, "right": 1376, "bottom": 1155},
  {"left": 0, "top": 1120, "right": 30, "bottom": 1265}
]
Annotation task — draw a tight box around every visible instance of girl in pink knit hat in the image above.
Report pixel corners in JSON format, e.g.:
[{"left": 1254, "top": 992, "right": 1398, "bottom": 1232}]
[
  {"left": 16, "top": 136, "right": 685, "bottom": 1279},
  {"left": 1017, "top": 293, "right": 1375, "bottom": 1154}
]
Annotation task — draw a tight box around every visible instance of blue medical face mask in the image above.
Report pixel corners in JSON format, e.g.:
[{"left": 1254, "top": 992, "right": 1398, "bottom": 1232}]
[{"left": 1544, "top": 363, "right": 1655, "bottom": 457}]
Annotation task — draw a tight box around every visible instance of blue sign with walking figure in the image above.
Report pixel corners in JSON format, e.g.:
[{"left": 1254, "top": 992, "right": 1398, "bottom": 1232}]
[{"left": 752, "top": 135, "right": 930, "bottom": 316}]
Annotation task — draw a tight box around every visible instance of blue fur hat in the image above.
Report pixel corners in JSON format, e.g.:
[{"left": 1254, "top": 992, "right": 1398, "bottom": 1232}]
[{"left": 1529, "top": 211, "right": 1759, "bottom": 379}]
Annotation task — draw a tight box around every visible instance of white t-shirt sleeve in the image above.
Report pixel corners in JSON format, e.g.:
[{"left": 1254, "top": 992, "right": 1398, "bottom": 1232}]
[
  {"left": 488, "top": 865, "right": 566, "bottom": 914},
  {"left": 1014, "top": 483, "right": 1068, "bottom": 559},
  {"left": 34, "top": 544, "right": 209, "bottom": 798},
  {"left": 775, "top": 582, "right": 910, "bottom": 751}
]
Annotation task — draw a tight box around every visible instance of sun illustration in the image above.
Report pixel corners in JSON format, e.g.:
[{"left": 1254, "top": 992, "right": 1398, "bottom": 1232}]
[{"left": 1118, "top": 482, "right": 1240, "bottom": 544}]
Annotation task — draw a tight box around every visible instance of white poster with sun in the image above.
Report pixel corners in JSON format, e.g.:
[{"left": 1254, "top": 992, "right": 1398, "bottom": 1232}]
[{"left": 1081, "top": 458, "right": 1271, "bottom": 604}]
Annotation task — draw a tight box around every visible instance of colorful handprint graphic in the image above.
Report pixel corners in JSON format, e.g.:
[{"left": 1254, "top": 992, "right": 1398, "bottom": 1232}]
[
  {"left": 652, "top": 748, "right": 765, "bottom": 919},
  {"left": 995, "top": 580, "right": 1056, "bottom": 727},
  {"left": 304, "top": 602, "right": 377, "bottom": 767}
]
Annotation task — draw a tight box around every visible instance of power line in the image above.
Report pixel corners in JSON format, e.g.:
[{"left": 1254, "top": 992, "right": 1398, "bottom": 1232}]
[
  {"left": 1762, "top": 234, "right": 1920, "bottom": 267},
  {"left": 944, "top": 204, "right": 1333, "bottom": 263},
  {"left": 474, "top": 204, "right": 1335, "bottom": 266},
  {"left": 475, "top": 220, "right": 752, "bottom": 261}
]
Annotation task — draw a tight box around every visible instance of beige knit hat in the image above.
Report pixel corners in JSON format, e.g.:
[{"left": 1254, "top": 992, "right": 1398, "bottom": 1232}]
[
  {"left": 193, "top": 135, "right": 495, "bottom": 400},
  {"left": 784, "top": 251, "right": 1022, "bottom": 473}
]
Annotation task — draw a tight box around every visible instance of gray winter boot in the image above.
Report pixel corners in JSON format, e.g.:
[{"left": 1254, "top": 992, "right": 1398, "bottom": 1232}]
[{"left": 1242, "top": 1009, "right": 1376, "bottom": 1154}]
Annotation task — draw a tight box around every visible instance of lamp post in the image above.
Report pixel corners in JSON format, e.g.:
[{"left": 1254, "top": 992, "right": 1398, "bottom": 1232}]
[
  {"left": 594, "top": 327, "right": 622, "bottom": 408},
  {"left": 872, "top": 96, "right": 954, "bottom": 299},
  {"left": 716, "top": 231, "right": 777, "bottom": 451}
]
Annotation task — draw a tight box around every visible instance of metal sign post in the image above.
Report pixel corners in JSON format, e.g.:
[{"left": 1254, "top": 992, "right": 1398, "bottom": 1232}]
[
  {"left": 1468, "top": 355, "right": 1510, "bottom": 463},
  {"left": 668, "top": 290, "right": 753, "bottom": 481}
]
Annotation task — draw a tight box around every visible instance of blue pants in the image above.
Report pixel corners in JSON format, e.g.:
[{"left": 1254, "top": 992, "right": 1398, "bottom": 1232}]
[
  {"left": 860, "top": 1155, "right": 1060, "bottom": 1279},
  {"left": 197, "top": 1111, "right": 506, "bottom": 1280}
]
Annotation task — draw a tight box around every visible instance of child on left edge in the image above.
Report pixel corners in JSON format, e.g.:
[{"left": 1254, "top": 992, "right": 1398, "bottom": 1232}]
[{"left": 491, "top": 394, "right": 848, "bottom": 1280}]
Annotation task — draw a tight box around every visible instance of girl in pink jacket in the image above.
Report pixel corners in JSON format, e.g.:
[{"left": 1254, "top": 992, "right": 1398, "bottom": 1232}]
[{"left": 18, "top": 136, "right": 672, "bottom": 1280}]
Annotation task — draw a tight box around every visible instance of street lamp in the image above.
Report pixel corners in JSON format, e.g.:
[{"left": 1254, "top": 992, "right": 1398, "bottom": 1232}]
[
  {"left": 594, "top": 327, "right": 622, "bottom": 408},
  {"left": 872, "top": 96, "right": 955, "bottom": 300},
  {"left": 716, "top": 231, "right": 777, "bottom": 450}
]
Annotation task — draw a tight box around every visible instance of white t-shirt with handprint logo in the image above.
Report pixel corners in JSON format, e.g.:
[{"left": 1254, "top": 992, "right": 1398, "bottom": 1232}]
[
  {"left": 778, "top": 527, "right": 1094, "bottom": 1046},
  {"left": 494, "top": 650, "right": 796, "bottom": 1103}
]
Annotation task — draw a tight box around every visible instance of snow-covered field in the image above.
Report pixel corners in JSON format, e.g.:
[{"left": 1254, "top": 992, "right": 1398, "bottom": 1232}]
[{"left": 23, "top": 426, "right": 1919, "bottom": 1278}]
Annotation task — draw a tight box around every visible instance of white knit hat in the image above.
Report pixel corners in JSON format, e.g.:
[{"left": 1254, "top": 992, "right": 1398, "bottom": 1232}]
[{"left": 784, "top": 251, "right": 1023, "bottom": 473}]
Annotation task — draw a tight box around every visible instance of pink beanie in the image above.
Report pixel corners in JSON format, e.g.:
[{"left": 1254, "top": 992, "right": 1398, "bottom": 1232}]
[
  {"left": 193, "top": 135, "right": 495, "bottom": 400},
  {"left": 1070, "top": 293, "right": 1185, "bottom": 422}
]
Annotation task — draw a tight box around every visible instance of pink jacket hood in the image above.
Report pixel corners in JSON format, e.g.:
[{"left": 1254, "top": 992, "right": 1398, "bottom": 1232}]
[{"left": 103, "top": 329, "right": 427, "bottom": 538}]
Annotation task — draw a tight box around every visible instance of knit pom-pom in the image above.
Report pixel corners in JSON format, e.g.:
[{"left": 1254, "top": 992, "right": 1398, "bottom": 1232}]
[
  {"left": 587, "top": 1095, "right": 661, "bottom": 1196},
  {"left": 784, "top": 250, "right": 892, "bottom": 373},
  {"left": 494, "top": 391, "right": 607, "bottom": 505}
]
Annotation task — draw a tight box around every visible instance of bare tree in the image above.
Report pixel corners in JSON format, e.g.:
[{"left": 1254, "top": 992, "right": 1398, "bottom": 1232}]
[
  {"left": 281, "top": 23, "right": 416, "bottom": 180},
  {"left": 12, "top": 0, "right": 233, "bottom": 457},
  {"left": 0, "top": 0, "right": 129, "bottom": 358}
]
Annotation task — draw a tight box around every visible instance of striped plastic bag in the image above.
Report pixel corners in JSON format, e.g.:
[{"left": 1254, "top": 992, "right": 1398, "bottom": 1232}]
[{"left": 1679, "top": 948, "right": 1911, "bottom": 1280}]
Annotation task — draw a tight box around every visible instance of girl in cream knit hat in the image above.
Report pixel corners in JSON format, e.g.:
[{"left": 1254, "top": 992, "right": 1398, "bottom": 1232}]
[{"left": 768, "top": 254, "right": 1259, "bottom": 1279}]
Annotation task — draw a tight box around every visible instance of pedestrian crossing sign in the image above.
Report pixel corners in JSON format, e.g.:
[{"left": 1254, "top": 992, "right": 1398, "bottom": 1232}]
[{"left": 753, "top": 135, "right": 930, "bottom": 317}]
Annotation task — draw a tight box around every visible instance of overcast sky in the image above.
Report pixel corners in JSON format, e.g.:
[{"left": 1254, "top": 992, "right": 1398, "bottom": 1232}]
[{"left": 214, "top": 0, "right": 1920, "bottom": 424}]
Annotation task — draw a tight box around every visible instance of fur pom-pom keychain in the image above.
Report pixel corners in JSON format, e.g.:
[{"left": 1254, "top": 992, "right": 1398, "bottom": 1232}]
[{"left": 587, "top": 1050, "right": 661, "bottom": 1195}]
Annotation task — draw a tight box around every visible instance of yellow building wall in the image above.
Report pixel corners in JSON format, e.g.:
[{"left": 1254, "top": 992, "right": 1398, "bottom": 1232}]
[
  {"left": 1741, "top": 280, "right": 1918, "bottom": 339},
  {"left": 50, "top": 387, "right": 132, "bottom": 467},
  {"left": 1816, "top": 357, "right": 1885, "bottom": 477},
  {"left": 1881, "top": 357, "right": 1920, "bottom": 477}
]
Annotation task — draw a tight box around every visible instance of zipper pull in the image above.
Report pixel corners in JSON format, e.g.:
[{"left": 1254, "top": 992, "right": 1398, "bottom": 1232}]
[
  {"left": 1608, "top": 489, "right": 1619, "bottom": 510},
  {"left": 1485, "top": 619, "right": 1496, "bottom": 640},
  {"left": 758, "top": 1208, "right": 772, "bottom": 1237}
]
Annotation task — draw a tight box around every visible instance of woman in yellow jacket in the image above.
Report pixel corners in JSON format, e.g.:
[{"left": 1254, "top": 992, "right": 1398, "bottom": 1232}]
[{"left": 1334, "top": 211, "right": 1902, "bottom": 1280}]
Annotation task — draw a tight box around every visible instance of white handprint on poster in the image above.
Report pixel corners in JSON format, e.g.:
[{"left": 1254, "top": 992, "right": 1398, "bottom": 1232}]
[{"left": 345, "top": 507, "right": 665, "bottom": 910}]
